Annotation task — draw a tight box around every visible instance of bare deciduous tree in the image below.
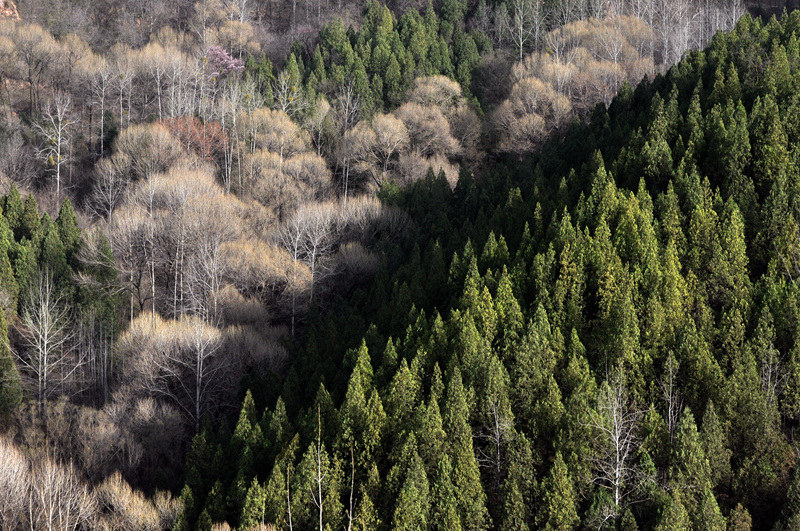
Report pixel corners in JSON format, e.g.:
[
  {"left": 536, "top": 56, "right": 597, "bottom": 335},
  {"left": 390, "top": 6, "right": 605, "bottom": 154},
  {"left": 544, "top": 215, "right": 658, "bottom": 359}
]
[
  {"left": 126, "top": 314, "right": 234, "bottom": 432},
  {"left": 502, "top": 0, "right": 545, "bottom": 61},
  {"left": 0, "top": 130, "right": 37, "bottom": 188},
  {"left": 16, "top": 270, "right": 82, "bottom": 406},
  {"left": 334, "top": 76, "right": 362, "bottom": 135},
  {"left": 296, "top": 202, "right": 337, "bottom": 299},
  {"left": 0, "top": 436, "right": 28, "bottom": 529},
  {"left": 34, "top": 92, "right": 75, "bottom": 197},
  {"left": 586, "top": 372, "right": 642, "bottom": 526},
  {"left": 108, "top": 204, "right": 153, "bottom": 319},
  {"left": 277, "top": 212, "right": 312, "bottom": 337},
  {"left": 394, "top": 103, "right": 460, "bottom": 159},
  {"left": 89, "top": 56, "right": 113, "bottom": 155},
  {"left": 494, "top": 76, "right": 572, "bottom": 154},
  {"left": 97, "top": 471, "right": 181, "bottom": 530},
  {"left": 89, "top": 154, "right": 131, "bottom": 218},
  {"left": 371, "top": 113, "right": 409, "bottom": 176},
  {"left": 273, "top": 70, "right": 308, "bottom": 117},
  {"left": 28, "top": 455, "right": 97, "bottom": 531},
  {"left": 304, "top": 97, "right": 333, "bottom": 157}
]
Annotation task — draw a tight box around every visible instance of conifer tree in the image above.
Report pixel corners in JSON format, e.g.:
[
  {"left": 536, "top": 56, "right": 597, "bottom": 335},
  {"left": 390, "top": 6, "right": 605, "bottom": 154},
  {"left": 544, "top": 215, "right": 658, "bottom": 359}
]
[
  {"left": 780, "top": 466, "right": 800, "bottom": 529},
  {"left": 431, "top": 454, "right": 461, "bottom": 530},
  {"left": 0, "top": 309, "right": 22, "bottom": 416},
  {"left": 700, "top": 401, "right": 732, "bottom": 490},
  {"left": 232, "top": 390, "right": 259, "bottom": 454},
  {"left": 539, "top": 452, "right": 579, "bottom": 531},
  {"left": 39, "top": 217, "right": 68, "bottom": 283},
  {"left": 386, "top": 358, "right": 421, "bottom": 436},
  {"left": 341, "top": 341, "right": 383, "bottom": 468},
  {"left": 55, "top": 198, "right": 81, "bottom": 262},
  {"left": 655, "top": 489, "right": 691, "bottom": 530},
  {"left": 417, "top": 398, "right": 446, "bottom": 470},
  {"left": 444, "top": 369, "right": 488, "bottom": 530},
  {"left": 354, "top": 480, "right": 381, "bottom": 530},
  {"left": 673, "top": 409, "right": 711, "bottom": 491},
  {"left": 264, "top": 397, "right": 291, "bottom": 460},
  {"left": 184, "top": 431, "right": 218, "bottom": 495},
  {"left": 494, "top": 267, "right": 523, "bottom": 356},
  {"left": 0, "top": 250, "right": 16, "bottom": 309},
  {"left": 240, "top": 477, "right": 267, "bottom": 529},
  {"left": 392, "top": 449, "right": 430, "bottom": 530},
  {"left": 3, "top": 185, "right": 23, "bottom": 238},
  {"left": 499, "top": 432, "right": 533, "bottom": 531},
  {"left": 263, "top": 463, "right": 288, "bottom": 529},
  {"left": 727, "top": 504, "right": 752, "bottom": 531},
  {"left": 173, "top": 485, "right": 196, "bottom": 531},
  {"left": 750, "top": 95, "right": 789, "bottom": 198},
  {"left": 20, "top": 194, "right": 41, "bottom": 243},
  {"left": 697, "top": 488, "right": 726, "bottom": 531}
]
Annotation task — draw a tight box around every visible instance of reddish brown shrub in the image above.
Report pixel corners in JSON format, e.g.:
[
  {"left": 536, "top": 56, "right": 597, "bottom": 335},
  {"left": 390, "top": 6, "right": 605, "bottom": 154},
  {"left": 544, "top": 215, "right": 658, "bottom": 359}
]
[{"left": 160, "top": 116, "right": 229, "bottom": 166}]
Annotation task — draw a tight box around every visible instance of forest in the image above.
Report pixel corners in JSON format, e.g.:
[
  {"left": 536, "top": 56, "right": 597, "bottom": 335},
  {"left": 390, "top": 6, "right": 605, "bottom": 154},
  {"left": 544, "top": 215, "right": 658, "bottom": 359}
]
[{"left": 0, "top": 0, "right": 797, "bottom": 529}]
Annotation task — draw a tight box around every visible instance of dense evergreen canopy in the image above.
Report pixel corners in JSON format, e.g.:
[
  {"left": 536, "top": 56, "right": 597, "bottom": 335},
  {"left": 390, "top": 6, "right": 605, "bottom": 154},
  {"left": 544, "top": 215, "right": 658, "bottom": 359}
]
[
  {"left": 243, "top": 0, "right": 487, "bottom": 115},
  {"left": 177, "top": 10, "right": 800, "bottom": 531}
]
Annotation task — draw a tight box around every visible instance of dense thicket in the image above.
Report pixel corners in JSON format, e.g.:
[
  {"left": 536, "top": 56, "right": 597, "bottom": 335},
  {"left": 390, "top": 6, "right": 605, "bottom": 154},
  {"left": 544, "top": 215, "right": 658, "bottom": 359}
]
[{"left": 183, "top": 12, "right": 800, "bottom": 529}]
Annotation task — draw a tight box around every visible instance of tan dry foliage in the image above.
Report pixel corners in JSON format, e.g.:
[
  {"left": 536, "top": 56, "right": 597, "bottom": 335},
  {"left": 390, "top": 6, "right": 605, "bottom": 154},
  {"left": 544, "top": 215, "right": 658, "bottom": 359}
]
[
  {"left": 240, "top": 107, "right": 309, "bottom": 156},
  {"left": 335, "top": 195, "right": 409, "bottom": 244},
  {"left": 0, "top": 436, "right": 99, "bottom": 530},
  {"left": 151, "top": 26, "right": 194, "bottom": 53},
  {"left": 304, "top": 97, "right": 334, "bottom": 154},
  {"left": 234, "top": 108, "right": 331, "bottom": 217},
  {"left": 335, "top": 241, "right": 380, "bottom": 280},
  {"left": 403, "top": 75, "right": 480, "bottom": 162},
  {"left": 220, "top": 238, "right": 304, "bottom": 297},
  {"left": 28, "top": 454, "right": 98, "bottom": 530},
  {"left": 210, "top": 19, "right": 260, "bottom": 56},
  {"left": 372, "top": 112, "right": 409, "bottom": 174},
  {"left": 225, "top": 324, "right": 289, "bottom": 374},
  {"left": 215, "top": 284, "right": 271, "bottom": 325},
  {"left": 0, "top": 435, "right": 180, "bottom": 530},
  {"left": 407, "top": 75, "right": 463, "bottom": 116},
  {"left": 0, "top": 20, "right": 60, "bottom": 81},
  {"left": 397, "top": 150, "right": 460, "bottom": 188},
  {"left": 394, "top": 102, "right": 460, "bottom": 158},
  {"left": 119, "top": 312, "right": 238, "bottom": 428},
  {"left": 112, "top": 123, "right": 186, "bottom": 182},
  {"left": 0, "top": 436, "right": 28, "bottom": 529},
  {"left": 245, "top": 148, "right": 332, "bottom": 218},
  {"left": 496, "top": 16, "right": 656, "bottom": 154},
  {"left": 0, "top": 32, "right": 14, "bottom": 72},
  {"left": 494, "top": 76, "right": 572, "bottom": 154},
  {"left": 97, "top": 471, "right": 181, "bottom": 531},
  {"left": 339, "top": 120, "right": 379, "bottom": 187}
]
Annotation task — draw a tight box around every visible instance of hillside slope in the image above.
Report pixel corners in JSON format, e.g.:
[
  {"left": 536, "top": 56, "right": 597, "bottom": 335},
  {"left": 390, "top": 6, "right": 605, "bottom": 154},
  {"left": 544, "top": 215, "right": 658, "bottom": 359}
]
[{"left": 176, "top": 10, "right": 800, "bottom": 531}]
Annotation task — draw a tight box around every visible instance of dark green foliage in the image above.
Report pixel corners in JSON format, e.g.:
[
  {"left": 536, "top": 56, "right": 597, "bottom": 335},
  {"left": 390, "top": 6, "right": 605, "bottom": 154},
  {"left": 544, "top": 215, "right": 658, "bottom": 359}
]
[
  {"left": 539, "top": 452, "right": 578, "bottom": 530},
  {"left": 0, "top": 189, "right": 118, "bottom": 420},
  {"left": 182, "top": 12, "right": 800, "bottom": 530},
  {"left": 282, "top": 0, "right": 487, "bottom": 114},
  {"left": 391, "top": 448, "right": 430, "bottom": 529},
  {"left": 239, "top": 477, "right": 267, "bottom": 529},
  {"left": 0, "top": 310, "right": 22, "bottom": 417}
]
